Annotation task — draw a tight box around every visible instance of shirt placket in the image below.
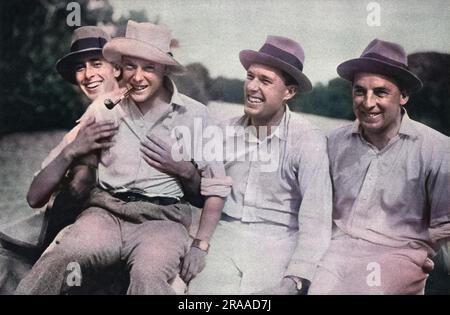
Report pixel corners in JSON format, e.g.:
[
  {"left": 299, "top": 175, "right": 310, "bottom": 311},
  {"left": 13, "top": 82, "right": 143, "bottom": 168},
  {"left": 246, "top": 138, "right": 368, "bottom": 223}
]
[
  {"left": 132, "top": 111, "right": 149, "bottom": 186},
  {"left": 241, "top": 141, "right": 260, "bottom": 221},
  {"left": 347, "top": 152, "right": 380, "bottom": 233}
]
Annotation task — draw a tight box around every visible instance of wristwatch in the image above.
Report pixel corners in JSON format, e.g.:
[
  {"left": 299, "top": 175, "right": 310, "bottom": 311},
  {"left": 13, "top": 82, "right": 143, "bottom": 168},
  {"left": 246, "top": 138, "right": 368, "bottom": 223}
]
[
  {"left": 285, "top": 275, "right": 303, "bottom": 292},
  {"left": 191, "top": 239, "right": 209, "bottom": 252}
]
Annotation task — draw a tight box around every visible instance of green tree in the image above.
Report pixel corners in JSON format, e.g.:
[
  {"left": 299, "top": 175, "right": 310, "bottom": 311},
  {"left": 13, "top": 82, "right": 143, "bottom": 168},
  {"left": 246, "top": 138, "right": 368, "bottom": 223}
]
[{"left": 0, "top": 0, "right": 115, "bottom": 135}]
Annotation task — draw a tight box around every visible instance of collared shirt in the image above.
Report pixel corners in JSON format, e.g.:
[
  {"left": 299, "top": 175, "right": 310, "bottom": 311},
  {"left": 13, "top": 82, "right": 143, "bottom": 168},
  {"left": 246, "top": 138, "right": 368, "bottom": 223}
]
[
  {"left": 41, "top": 78, "right": 232, "bottom": 199},
  {"left": 221, "top": 106, "right": 333, "bottom": 280},
  {"left": 328, "top": 111, "right": 450, "bottom": 253}
]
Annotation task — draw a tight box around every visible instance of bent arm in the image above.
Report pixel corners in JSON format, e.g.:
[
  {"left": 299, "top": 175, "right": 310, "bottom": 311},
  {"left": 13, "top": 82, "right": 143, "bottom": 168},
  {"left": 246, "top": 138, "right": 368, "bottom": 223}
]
[
  {"left": 27, "top": 145, "right": 78, "bottom": 208},
  {"left": 178, "top": 162, "right": 204, "bottom": 208},
  {"left": 193, "top": 196, "right": 225, "bottom": 242}
]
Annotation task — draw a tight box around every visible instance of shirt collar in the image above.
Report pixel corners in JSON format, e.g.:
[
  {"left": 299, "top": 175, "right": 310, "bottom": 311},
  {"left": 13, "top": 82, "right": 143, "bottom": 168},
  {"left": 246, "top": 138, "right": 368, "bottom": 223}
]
[
  {"left": 124, "top": 76, "right": 186, "bottom": 117},
  {"left": 351, "top": 107, "right": 418, "bottom": 138},
  {"left": 235, "top": 104, "right": 289, "bottom": 141},
  {"left": 164, "top": 76, "right": 185, "bottom": 108}
]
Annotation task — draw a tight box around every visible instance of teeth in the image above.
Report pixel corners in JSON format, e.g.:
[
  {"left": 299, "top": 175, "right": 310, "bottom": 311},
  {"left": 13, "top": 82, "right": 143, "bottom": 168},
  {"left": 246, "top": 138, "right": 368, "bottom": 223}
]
[
  {"left": 368, "top": 113, "right": 380, "bottom": 118},
  {"left": 248, "top": 96, "right": 263, "bottom": 103},
  {"left": 86, "top": 82, "right": 101, "bottom": 89},
  {"left": 133, "top": 85, "right": 148, "bottom": 91}
]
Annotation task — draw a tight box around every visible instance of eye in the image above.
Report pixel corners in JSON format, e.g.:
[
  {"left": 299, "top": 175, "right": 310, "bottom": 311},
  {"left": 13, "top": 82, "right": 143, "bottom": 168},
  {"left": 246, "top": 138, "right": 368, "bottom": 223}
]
[
  {"left": 375, "top": 90, "right": 388, "bottom": 97},
  {"left": 75, "top": 64, "right": 85, "bottom": 72},
  {"left": 353, "top": 88, "right": 365, "bottom": 96},
  {"left": 246, "top": 73, "right": 254, "bottom": 80},
  {"left": 261, "top": 79, "right": 271, "bottom": 85},
  {"left": 144, "top": 66, "right": 155, "bottom": 72},
  {"left": 93, "top": 61, "right": 103, "bottom": 68},
  {"left": 123, "top": 63, "right": 134, "bottom": 71}
]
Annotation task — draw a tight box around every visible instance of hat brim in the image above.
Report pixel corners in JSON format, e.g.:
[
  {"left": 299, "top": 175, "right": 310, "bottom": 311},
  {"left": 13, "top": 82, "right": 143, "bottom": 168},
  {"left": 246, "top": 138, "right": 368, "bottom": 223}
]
[
  {"left": 103, "top": 38, "right": 185, "bottom": 75},
  {"left": 56, "top": 48, "right": 104, "bottom": 85},
  {"left": 239, "top": 50, "right": 312, "bottom": 93},
  {"left": 337, "top": 57, "right": 423, "bottom": 93}
]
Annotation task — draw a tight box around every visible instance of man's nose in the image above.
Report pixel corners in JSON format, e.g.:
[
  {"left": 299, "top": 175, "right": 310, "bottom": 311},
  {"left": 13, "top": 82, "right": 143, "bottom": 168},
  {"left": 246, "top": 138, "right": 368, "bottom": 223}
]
[
  {"left": 363, "top": 92, "right": 377, "bottom": 109},
  {"left": 133, "top": 67, "right": 144, "bottom": 82},
  {"left": 85, "top": 64, "right": 95, "bottom": 79},
  {"left": 246, "top": 78, "right": 259, "bottom": 92}
]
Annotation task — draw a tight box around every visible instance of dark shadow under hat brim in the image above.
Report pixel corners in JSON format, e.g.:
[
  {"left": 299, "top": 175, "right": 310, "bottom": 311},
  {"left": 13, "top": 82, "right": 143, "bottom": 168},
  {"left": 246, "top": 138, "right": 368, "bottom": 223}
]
[
  {"left": 56, "top": 48, "right": 104, "bottom": 85},
  {"left": 239, "top": 50, "right": 312, "bottom": 93},
  {"left": 337, "top": 57, "right": 423, "bottom": 93}
]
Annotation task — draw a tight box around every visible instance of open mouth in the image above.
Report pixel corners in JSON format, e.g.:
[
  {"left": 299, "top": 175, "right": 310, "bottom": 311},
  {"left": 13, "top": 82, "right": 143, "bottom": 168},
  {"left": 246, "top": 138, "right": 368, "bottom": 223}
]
[
  {"left": 246, "top": 95, "right": 264, "bottom": 105},
  {"left": 131, "top": 84, "right": 149, "bottom": 93},
  {"left": 84, "top": 81, "right": 102, "bottom": 90},
  {"left": 361, "top": 111, "right": 382, "bottom": 121}
]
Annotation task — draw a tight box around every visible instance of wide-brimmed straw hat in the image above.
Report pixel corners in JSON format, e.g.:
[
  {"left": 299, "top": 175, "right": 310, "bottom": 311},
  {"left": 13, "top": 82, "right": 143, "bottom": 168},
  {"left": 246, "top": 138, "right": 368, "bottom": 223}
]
[
  {"left": 337, "top": 38, "right": 423, "bottom": 93},
  {"left": 239, "top": 35, "right": 312, "bottom": 92},
  {"left": 56, "top": 26, "right": 111, "bottom": 85},
  {"left": 102, "top": 20, "right": 184, "bottom": 74}
]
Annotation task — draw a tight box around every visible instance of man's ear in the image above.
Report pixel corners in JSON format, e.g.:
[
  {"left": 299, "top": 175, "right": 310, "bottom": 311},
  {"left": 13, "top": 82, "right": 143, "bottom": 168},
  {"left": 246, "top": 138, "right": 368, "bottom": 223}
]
[
  {"left": 400, "top": 91, "right": 409, "bottom": 106},
  {"left": 283, "top": 85, "right": 298, "bottom": 102},
  {"left": 113, "top": 64, "right": 121, "bottom": 79}
]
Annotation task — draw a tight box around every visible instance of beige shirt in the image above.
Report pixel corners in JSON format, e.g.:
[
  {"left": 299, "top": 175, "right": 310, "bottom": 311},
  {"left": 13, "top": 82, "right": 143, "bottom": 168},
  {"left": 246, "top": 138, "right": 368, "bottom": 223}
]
[
  {"left": 221, "top": 106, "right": 333, "bottom": 280},
  {"left": 41, "top": 78, "right": 232, "bottom": 199},
  {"left": 328, "top": 111, "right": 450, "bottom": 254}
]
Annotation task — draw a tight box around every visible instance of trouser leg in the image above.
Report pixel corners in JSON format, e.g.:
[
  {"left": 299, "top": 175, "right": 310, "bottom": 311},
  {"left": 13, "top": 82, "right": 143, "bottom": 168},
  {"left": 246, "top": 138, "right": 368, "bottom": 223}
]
[
  {"left": 15, "top": 207, "right": 121, "bottom": 295},
  {"left": 122, "top": 220, "right": 189, "bottom": 295},
  {"left": 188, "top": 221, "right": 242, "bottom": 295}
]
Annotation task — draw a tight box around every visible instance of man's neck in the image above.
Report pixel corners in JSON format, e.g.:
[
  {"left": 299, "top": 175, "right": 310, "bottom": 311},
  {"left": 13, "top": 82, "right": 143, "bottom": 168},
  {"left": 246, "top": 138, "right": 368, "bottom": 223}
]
[
  {"left": 362, "top": 117, "right": 402, "bottom": 150},
  {"left": 136, "top": 87, "right": 171, "bottom": 116},
  {"left": 250, "top": 106, "right": 285, "bottom": 140}
]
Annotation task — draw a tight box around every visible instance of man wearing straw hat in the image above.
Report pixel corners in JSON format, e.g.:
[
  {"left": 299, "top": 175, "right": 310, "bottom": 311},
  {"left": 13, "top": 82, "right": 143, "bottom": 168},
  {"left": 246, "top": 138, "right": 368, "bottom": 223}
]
[
  {"left": 309, "top": 39, "right": 450, "bottom": 294},
  {"left": 0, "top": 26, "right": 121, "bottom": 294},
  {"left": 16, "top": 20, "right": 232, "bottom": 295},
  {"left": 189, "top": 36, "right": 332, "bottom": 295}
]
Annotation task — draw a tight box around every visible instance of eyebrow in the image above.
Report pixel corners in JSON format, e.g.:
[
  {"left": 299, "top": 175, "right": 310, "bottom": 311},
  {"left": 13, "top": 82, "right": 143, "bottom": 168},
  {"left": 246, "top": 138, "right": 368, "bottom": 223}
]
[{"left": 373, "top": 87, "right": 390, "bottom": 93}]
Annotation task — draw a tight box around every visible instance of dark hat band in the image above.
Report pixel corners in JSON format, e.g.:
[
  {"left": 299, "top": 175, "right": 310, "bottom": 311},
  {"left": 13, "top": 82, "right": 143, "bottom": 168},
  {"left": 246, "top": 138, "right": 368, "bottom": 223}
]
[
  {"left": 363, "top": 52, "right": 408, "bottom": 70},
  {"left": 260, "top": 43, "right": 303, "bottom": 71},
  {"left": 70, "top": 37, "right": 107, "bottom": 52}
]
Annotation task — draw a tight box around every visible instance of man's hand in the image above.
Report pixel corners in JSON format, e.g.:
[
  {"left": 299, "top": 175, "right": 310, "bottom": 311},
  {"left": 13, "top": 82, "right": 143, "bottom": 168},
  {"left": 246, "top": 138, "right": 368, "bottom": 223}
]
[
  {"left": 140, "top": 134, "right": 195, "bottom": 179},
  {"left": 63, "top": 116, "right": 118, "bottom": 161},
  {"left": 180, "top": 246, "right": 207, "bottom": 283},
  {"left": 253, "top": 277, "right": 309, "bottom": 295}
]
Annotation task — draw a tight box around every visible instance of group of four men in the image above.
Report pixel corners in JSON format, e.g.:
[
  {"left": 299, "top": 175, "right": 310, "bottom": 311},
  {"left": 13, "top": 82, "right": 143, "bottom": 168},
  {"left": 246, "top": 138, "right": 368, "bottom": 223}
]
[{"left": 5, "top": 20, "right": 450, "bottom": 294}]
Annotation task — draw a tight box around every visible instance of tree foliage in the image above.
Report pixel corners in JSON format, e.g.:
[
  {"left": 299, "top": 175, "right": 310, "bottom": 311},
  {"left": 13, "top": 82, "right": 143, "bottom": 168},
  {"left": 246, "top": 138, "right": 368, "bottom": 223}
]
[{"left": 1, "top": 1, "right": 448, "bottom": 137}]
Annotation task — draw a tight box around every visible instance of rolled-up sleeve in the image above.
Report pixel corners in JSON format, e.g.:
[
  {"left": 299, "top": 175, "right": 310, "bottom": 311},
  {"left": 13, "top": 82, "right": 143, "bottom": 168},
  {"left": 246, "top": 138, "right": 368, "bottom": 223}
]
[
  {"left": 198, "top": 160, "right": 233, "bottom": 198},
  {"left": 284, "top": 130, "right": 333, "bottom": 281}
]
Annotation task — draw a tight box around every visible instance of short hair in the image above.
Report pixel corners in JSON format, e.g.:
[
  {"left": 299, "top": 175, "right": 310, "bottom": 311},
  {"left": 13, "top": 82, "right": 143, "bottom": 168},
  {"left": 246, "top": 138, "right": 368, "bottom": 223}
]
[{"left": 280, "top": 71, "right": 297, "bottom": 87}]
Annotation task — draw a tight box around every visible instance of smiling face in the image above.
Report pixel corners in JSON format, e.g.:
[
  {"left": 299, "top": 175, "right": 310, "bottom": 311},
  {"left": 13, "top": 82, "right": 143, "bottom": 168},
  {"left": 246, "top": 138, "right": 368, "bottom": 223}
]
[
  {"left": 352, "top": 72, "right": 409, "bottom": 142},
  {"left": 74, "top": 57, "right": 120, "bottom": 101},
  {"left": 121, "top": 56, "right": 166, "bottom": 105},
  {"left": 244, "top": 63, "right": 297, "bottom": 126}
]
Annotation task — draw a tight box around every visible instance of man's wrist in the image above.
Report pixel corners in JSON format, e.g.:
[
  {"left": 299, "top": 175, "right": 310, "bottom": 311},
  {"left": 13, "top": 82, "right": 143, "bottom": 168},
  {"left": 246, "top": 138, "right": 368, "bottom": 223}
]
[
  {"left": 191, "top": 238, "right": 209, "bottom": 252},
  {"left": 180, "top": 160, "right": 197, "bottom": 179},
  {"left": 61, "top": 146, "right": 76, "bottom": 164}
]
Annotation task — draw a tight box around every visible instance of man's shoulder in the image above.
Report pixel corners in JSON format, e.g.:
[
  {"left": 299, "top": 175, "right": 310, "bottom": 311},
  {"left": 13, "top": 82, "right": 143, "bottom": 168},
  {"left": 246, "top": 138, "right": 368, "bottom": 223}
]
[
  {"left": 287, "top": 113, "right": 326, "bottom": 144},
  {"left": 178, "top": 93, "right": 208, "bottom": 114},
  {"left": 326, "top": 123, "right": 354, "bottom": 142},
  {"left": 409, "top": 119, "right": 449, "bottom": 144}
]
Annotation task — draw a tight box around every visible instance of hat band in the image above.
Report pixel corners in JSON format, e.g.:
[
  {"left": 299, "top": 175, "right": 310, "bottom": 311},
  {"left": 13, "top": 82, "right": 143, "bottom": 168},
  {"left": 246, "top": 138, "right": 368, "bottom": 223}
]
[
  {"left": 362, "top": 52, "right": 408, "bottom": 70},
  {"left": 259, "top": 43, "right": 303, "bottom": 71},
  {"left": 70, "top": 37, "right": 107, "bottom": 52}
]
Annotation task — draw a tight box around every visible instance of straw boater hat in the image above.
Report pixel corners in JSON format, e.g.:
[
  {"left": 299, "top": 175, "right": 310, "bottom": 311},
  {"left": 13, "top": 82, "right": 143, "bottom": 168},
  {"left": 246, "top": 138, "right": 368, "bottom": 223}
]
[
  {"left": 56, "top": 26, "right": 111, "bottom": 85},
  {"left": 102, "top": 20, "right": 184, "bottom": 74},
  {"left": 239, "top": 35, "right": 312, "bottom": 92},
  {"left": 337, "top": 38, "right": 423, "bottom": 93}
]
